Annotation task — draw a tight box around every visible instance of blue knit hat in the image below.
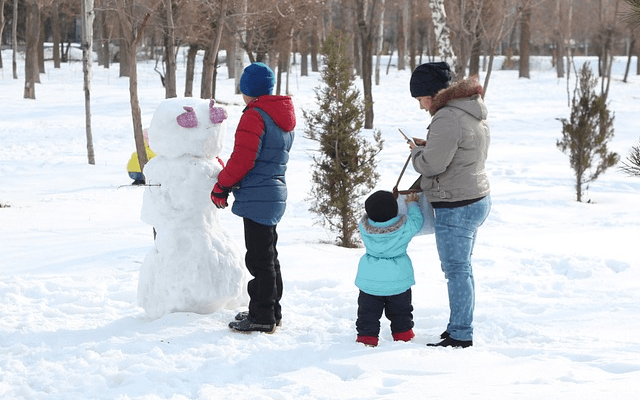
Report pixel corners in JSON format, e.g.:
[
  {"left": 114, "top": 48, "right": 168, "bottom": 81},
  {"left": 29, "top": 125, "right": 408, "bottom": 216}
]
[
  {"left": 240, "top": 62, "right": 275, "bottom": 97},
  {"left": 410, "top": 62, "right": 452, "bottom": 97}
]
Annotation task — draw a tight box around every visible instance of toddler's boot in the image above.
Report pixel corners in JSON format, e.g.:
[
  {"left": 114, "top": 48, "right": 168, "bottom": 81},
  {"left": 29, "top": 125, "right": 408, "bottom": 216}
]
[
  {"left": 356, "top": 335, "right": 379, "bottom": 347},
  {"left": 392, "top": 329, "right": 415, "bottom": 342}
]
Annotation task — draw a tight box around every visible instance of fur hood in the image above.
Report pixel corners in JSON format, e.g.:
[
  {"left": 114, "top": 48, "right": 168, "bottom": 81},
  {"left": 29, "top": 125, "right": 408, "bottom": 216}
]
[{"left": 430, "top": 77, "right": 484, "bottom": 116}]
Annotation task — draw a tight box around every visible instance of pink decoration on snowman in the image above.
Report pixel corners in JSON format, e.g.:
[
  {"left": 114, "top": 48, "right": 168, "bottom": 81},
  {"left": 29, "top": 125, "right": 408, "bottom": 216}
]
[{"left": 138, "top": 97, "right": 247, "bottom": 319}]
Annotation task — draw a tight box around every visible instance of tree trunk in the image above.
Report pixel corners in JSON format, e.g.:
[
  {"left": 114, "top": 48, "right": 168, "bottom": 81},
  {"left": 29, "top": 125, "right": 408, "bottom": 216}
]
[
  {"left": 184, "top": 44, "right": 198, "bottom": 97},
  {"left": 408, "top": 0, "right": 416, "bottom": 72},
  {"left": 82, "top": 0, "right": 96, "bottom": 165},
  {"left": 356, "top": 0, "right": 382, "bottom": 129},
  {"left": 116, "top": 0, "right": 150, "bottom": 175},
  {"left": 37, "top": 9, "right": 44, "bottom": 76},
  {"left": 0, "top": 0, "right": 5, "bottom": 69},
  {"left": 163, "top": 0, "right": 177, "bottom": 98},
  {"left": 119, "top": 35, "right": 130, "bottom": 77},
  {"left": 12, "top": 0, "right": 18, "bottom": 79},
  {"left": 234, "top": 0, "right": 247, "bottom": 94},
  {"left": 375, "top": 0, "right": 385, "bottom": 85},
  {"left": 23, "top": 0, "right": 39, "bottom": 99},
  {"left": 52, "top": 1, "right": 61, "bottom": 68},
  {"left": 396, "top": 6, "right": 406, "bottom": 70},
  {"left": 469, "top": 25, "right": 482, "bottom": 77},
  {"left": 99, "top": 8, "right": 111, "bottom": 68},
  {"left": 429, "top": 0, "right": 456, "bottom": 73},
  {"left": 201, "top": 0, "right": 227, "bottom": 99},
  {"left": 311, "top": 18, "right": 320, "bottom": 72},
  {"left": 519, "top": 4, "right": 531, "bottom": 79},
  {"left": 623, "top": 30, "right": 635, "bottom": 83}
]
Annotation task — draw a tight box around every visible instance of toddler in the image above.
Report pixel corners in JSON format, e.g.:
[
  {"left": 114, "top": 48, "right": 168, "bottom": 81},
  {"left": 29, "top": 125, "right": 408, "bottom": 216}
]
[{"left": 355, "top": 190, "right": 423, "bottom": 346}]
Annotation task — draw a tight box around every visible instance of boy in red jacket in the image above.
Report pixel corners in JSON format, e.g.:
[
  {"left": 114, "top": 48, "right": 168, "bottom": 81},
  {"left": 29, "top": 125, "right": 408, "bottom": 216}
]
[{"left": 211, "top": 62, "right": 296, "bottom": 333}]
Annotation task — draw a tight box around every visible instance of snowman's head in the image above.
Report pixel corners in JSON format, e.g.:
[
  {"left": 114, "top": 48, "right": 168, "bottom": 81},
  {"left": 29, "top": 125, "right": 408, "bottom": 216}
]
[{"left": 148, "top": 98, "right": 227, "bottom": 159}]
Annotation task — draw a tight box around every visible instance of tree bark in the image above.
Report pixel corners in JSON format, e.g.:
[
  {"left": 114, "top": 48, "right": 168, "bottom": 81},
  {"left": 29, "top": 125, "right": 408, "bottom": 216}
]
[
  {"left": 184, "top": 44, "right": 198, "bottom": 97},
  {"left": 12, "top": 0, "right": 18, "bottom": 79},
  {"left": 116, "top": 0, "right": 151, "bottom": 175},
  {"left": 519, "top": 4, "right": 531, "bottom": 79},
  {"left": 234, "top": 0, "right": 247, "bottom": 94},
  {"left": 396, "top": 5, "right": 406, "bottom": 70},
  {"left": 201, "top": 0, "right": 227, "bottom": 99},
  {"left": 356, "top": 0, "right": 383, "bottom": 129},
  {"left": 429, "top": 0, "right": 457, "bottom": 73},
  {"left": 52, "top": 0, "right": 61, "bottom": 68},
  {"left": 82, "top": 0, "right": 96, "bottom": 165},
  {"left": 163, "top": 0, "right": 177, "bottom": 98},
  {"left": 23, "top": 0, "right": 39, "bottom": 99}
]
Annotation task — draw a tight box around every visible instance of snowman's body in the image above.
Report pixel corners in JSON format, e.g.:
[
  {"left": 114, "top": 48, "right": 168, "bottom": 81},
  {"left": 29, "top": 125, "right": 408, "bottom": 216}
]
[{"left": 138, "top": 98, "right": 247, "bottom": 319}]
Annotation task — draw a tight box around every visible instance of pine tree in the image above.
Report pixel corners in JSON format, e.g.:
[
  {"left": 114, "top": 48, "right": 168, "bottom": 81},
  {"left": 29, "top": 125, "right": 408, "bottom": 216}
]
[
  {"left": 304, "top": 30, "right": 383, "bottom": 248},
  {"left": 557, "top": 63, "right": 619, "bottom": 202}
]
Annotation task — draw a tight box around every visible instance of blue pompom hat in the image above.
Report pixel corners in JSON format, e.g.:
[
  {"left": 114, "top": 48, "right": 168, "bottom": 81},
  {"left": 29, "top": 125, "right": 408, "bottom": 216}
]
[{"left": 240, "top": 62, "right": 275, "bottom": 97}]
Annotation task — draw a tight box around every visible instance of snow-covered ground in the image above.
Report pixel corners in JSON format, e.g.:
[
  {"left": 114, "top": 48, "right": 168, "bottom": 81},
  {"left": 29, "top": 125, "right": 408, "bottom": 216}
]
[{"left": 1, "top": 48, "right": 639, "bottom": 399}]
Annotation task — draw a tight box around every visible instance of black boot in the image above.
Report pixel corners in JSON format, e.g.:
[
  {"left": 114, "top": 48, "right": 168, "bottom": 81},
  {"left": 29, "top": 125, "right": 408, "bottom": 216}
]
[
  {"left": 228, "top": 317, "right": 276, "bottom": 334},
  {"left": 235, "top": 310, "right": 282, "bottom": 327},
  {"left": 427, "top": 336, "right": 472, "bottom": 348}
]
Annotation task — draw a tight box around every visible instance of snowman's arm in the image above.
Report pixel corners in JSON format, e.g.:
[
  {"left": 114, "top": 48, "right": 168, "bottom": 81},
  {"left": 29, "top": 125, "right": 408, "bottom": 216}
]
[{"left": 216, "top": 109, "right": 265, "bottom": 188}]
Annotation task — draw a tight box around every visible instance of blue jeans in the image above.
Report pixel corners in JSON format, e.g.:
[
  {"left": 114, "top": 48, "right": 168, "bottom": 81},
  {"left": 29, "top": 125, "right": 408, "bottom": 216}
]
[{"left": 434, "top": 196, "right": 491, "bottom": 341}]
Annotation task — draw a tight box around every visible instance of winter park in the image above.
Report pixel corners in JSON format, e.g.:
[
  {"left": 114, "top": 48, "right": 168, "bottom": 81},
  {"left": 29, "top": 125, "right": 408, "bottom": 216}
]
[{"left": 2, "top": 4, "right": 640, "bottom": 400}]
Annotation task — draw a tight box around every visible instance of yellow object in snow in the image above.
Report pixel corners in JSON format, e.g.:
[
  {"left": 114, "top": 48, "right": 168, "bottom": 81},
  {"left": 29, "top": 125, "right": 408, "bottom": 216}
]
[{"left": 127, "top": 144, "right": 156, "bottom": 173}]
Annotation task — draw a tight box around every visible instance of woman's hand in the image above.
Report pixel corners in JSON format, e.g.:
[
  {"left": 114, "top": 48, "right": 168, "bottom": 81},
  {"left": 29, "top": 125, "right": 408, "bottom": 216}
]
[{"left": 409, "top": 138, "right": 426, "bottom": 150}]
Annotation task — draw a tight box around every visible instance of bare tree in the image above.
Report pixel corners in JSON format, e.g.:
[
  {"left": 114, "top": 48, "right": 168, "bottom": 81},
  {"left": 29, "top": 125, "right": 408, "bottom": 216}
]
[
  {"left": 355, "top": 0, "right": 385, "bottom": 129},
  {"left": 479, "top": 0, "right": 520, "bottom": 97},
  {"left": 0, "top": 0, "right": 6, "bottom": 69},
  {"left": 519, "top": 0, "right": 532, "bottom": 79},
  {"left": 161, "top": 0, "right": 177, "bottom": 98},
  {"left": 374, "top": 0, "right": 385, "bottom": 85},
  {"left": 23, "top": 0, "right": 40, "bottom": 99},
  {"left": 12, "top": 0, "right": 18, "bottom": 79},
  {"left": 82, "top": 0, "right": 96, "bottom": 165},
  {"left": 200, "top": 0, "right": 227, "bottom": 99},
  {"left": 115, "top": 0, "right": 154, "bottom": 174}
]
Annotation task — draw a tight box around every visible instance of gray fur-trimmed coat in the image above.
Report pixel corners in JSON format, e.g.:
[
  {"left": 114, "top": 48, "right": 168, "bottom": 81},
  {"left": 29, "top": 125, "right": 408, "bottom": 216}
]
[{"left": 411, "top": 78, "right": 490, "bottom": 203}]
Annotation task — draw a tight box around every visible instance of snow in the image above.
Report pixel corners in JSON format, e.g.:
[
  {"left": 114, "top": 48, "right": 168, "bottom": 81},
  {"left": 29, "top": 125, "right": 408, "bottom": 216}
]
[{"left": 1, "top": 49, "right": 639, "bottom": 399}]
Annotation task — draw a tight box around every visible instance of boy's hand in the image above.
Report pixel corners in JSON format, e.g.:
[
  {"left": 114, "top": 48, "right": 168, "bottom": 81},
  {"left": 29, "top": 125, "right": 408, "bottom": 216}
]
[
  {"left": 404, "top": 192, "right": 419, "bottom": 204},
  {"left": 414, "top": 138, "right": 426, "bottom": 146},
  {"left": 211, "top": 182, "right": 230, "bottom": 209}
]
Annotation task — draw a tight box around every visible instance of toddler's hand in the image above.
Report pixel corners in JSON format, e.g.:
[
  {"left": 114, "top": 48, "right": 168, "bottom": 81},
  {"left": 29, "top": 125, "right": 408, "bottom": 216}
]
[{"left": 404, "top": 192, "right": 419, "bottom": 204}]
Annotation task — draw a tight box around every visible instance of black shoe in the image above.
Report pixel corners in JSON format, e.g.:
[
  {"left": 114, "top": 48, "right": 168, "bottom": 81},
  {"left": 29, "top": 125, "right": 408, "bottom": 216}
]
[
  {"left": 440, "top": 331, "right": 450, "bottom": 339},
  {"left": 427, "top": 336, "right": 473, "bottom": 348},
  {"left": 132, "top": 179, "right": 146, "bottom": 185},
  {"left": 235, "top": 311, "right": 282, "bottom": 327},
  {"left": 228, "top": 318, "right": 276, "bottom": 334}
]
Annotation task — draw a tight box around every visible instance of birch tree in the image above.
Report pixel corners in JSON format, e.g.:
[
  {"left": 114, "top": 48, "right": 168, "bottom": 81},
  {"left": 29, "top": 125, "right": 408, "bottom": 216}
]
[
  {"left": 82, "top": 0, "right": 96, "bottom": 165},
  {"left": 429, "top": 0, "right": 457, "bottom": 74}
]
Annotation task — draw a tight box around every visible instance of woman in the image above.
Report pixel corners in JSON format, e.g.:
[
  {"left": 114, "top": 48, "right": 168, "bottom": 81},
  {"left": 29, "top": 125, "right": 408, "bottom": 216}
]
[{"left": 409, "top": 62, "right": 491, "bottom": 348}]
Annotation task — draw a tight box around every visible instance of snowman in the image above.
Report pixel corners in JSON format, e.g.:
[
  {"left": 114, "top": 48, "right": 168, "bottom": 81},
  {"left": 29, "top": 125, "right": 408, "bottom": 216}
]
[{"left": 138, "top": 97, "right": 248, "bottom": 319}]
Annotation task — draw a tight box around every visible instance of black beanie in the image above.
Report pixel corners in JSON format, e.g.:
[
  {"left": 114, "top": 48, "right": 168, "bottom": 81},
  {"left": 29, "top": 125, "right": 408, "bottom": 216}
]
[
  {"left": 410, "top": 62, "right": 452, "bottom": 97},
  {"left": 365, "top": 190, "right": 398, "bottom": 223}
]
